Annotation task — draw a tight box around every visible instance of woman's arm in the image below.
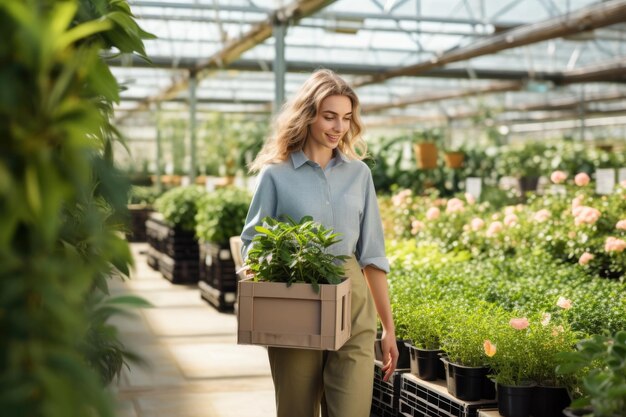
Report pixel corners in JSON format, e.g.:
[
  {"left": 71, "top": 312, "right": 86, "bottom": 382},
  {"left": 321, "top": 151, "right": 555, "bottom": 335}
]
[{"left": 363, "top": 265, "right": 398, "bottom": 382}]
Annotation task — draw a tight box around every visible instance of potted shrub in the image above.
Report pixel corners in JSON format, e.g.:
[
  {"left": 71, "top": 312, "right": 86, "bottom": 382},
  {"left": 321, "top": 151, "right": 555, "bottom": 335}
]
[
  {"left": 487, "top": 314, "right": 542, "bottom": 417},
  {"left": 238, "top": 216, "right": 351, "bottom": 350},
  {"left": 195, "top": 188, "right": 250, "bottom": 310},
  {"left": 126, "top": 185, "right": 161, "bottom": 242},
  {"left": 404, "top": 300, "right": 449, "bottom": 381},
  {"left": 439, "top": 302, "right": 499, "bottom": 401},
  {"left": 413, "top": 129, "right": 443, "bottom": 170},
  {"left": 151, "top": 186, "right": 206, "bottom": 283},
  {"left": 444, "top": 148, "right": 466, "bottom": 169},
  {"left": 557, "top": 330, "right": 626, "bottom": 417}
]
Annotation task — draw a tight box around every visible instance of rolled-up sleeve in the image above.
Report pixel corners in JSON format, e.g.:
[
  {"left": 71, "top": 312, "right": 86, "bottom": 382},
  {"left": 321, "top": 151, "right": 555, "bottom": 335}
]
[
  {"left": 240, "top": 167, "right": 276, "bottom": 259},
  {"left": 355, "top": 172, "right": 390, "bottom": 273}
]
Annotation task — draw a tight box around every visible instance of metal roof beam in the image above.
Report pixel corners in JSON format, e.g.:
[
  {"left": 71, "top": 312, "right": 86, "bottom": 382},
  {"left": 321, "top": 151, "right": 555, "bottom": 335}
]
[
  {"left": 108, "top": 55, "right": 562, "bottom": 82},
  {"left": 511, "top": 89, "right": 626, "bottom": 111},
  {"left": 131, "top": 1, "right": 523, "bottom": 26},
  {"left": 362, "top": 81, "right": 522, "bottom": 113},
  {"left": 353, "top": 0, "right": 626, "bottom": 87},
  {"left": 561, "top": 56, "right": 626, "bottom": 84}
]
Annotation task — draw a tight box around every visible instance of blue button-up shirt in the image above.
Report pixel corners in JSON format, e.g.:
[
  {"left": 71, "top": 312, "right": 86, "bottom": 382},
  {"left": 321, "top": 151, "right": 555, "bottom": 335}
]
[{"left": 241, "top": 150, "right": 390, "bottom": 273}]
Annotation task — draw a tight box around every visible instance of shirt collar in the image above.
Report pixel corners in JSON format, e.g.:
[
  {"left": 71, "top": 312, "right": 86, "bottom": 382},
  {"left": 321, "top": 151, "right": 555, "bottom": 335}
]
[{"left": 290, "top": 149, "right": 350, "bottom": 169}]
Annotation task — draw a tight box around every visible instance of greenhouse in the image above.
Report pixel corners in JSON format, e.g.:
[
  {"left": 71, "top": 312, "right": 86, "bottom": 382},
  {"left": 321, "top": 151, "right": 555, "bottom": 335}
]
[{"left": 2, "top": 1, "right": 625, "bottom": 417}]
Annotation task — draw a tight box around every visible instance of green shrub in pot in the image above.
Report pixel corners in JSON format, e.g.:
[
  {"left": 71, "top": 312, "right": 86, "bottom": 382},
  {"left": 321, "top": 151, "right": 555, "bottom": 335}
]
[
  {"left": 245, "top": 216, "right": 349, "bottom": 292},
  {"left": 154, "top": 186, "right": 206, "bottom": 231},
  {"left": 195, "top": 187, "right": 251, "bottom": 245},
  {"left": 405, "top": 300, "right": 450, "bottom": 350}
]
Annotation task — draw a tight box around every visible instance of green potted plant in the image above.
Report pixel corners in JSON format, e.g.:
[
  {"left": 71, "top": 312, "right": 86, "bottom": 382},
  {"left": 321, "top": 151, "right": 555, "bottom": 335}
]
[
  {"left": 439, "top": 301, "right": 499, "bottom": 401},
  {"left": 557, "top": 330, "right": 626, "bottom": 417},
  {"left": 195, "top": 187, "right": 251, "bottom": 310},
  {"left": 413, "top": 129, "right": 444, "bottom": 170},
  {"left": 151, "top": 186, "right": 206, "bottom": 282},
  {"left": 404, "top": 300, "right": 449, "bottom": 381},
  {"left": 126, "top": 186, "right": 162, "bottom": 242},
  {"left": 238, "top": 216, "right": 351, "bottom": 350}
]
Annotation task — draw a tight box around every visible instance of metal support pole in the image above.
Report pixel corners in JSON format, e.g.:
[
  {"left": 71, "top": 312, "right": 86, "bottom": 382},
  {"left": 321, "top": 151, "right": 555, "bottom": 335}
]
[
  {"left": 189, "top": 72, "right": 198, "bottom": 183},
  {"left": 273, "top": 21, "right": 286, "bottom": 114},
  {"left": 579, "top": 85, "right": 586, "bottom": 141},
  {"left": 155, "top": 103, "right": 163, "bottom": 192}
]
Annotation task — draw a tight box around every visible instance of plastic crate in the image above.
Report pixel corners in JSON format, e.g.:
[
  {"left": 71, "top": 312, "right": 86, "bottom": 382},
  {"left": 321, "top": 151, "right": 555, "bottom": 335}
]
[
  {"left": 371, "top": 360, "right": 410, "bottom": 417},
  {"left": 399, "top": 373, "right": 497, "bottom": 417}
]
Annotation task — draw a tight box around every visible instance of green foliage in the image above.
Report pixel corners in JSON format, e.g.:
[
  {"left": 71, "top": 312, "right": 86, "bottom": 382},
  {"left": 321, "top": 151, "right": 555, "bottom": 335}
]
[
  {"left": 557, "top": 331, "right": 626, "bottom": 417},
  {"left": 440, "top": 301, "right": 504, "bottom": 367},
  {"left": 0, "top": 1, "right": 152, "bottom": 415},
  {"left": 404, "top": 300, "right": 450, "bottom": 350},
  {"left": 245, "top": 216, "right": 349, "bottom": 293},
  {"left": 128, "top": 185, "right": 162, "bottom": 205},
  {"left": 195, "top": 187, "right": 251, "bottom": 244},
  {"left": 487, "top": 312, "right": 577, "bottom": 386},
  {"left": 154, "top": 186, "right": 206, "bottom": 231}
]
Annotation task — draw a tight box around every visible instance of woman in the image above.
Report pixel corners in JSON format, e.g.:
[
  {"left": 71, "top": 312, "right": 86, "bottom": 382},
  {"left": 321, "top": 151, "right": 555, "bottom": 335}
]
[{"left": 241, "top": 69, "right": 398, "bottom": 417}]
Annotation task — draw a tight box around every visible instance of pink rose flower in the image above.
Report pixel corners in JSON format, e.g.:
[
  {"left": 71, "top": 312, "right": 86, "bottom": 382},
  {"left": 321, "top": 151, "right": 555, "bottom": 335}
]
[
  {"left": 557, "top": 296, "right": 573, "bottom": 310},
  {"left": 605, "top": 237, "right": 626, "bottom": 253},
  {"left": 391, "top": 189, "right": 412, "bottom": 206},
  {"left": 568, "top": 231, "right": 577, "bottom": 239},
  {"left": 616, "top": 220, "right": 626, "bottom": 231},
  {"left": 578, "top": 252, "right": 594, "bottom": 266},
  {"left": 509, "top": 317, "right": 530, "bottom": 330},
  {"left": 620, "top": 180, "right": 626, "bottom": 188},
  {"left": 484, "top": 340, "right": 497, "bottom": 357},
  {"left": 504, "top": 206, "right": 516, "bottom": 216},
  {"left": 533, "top": 209, "right": 551, "bottom": 222},
  {"left": 504, "top": 213, "right": 518, "bottom": 227},
  {"left": 574, "top": 172, "right": 590, "bottom": 187},
  {"left": 541, "top": 313, "right": 551, "bottom": 326},
  {"left": 446, "top": 198, "right": 465, "bottom": 214},
  {"left": 470, "top": 218, "right": 485, "bottom": 231},
  {"left": 411, "top": 220, "right": 425, "bottom": 235},
  {"left": 571, "top": 196, "right": 584, "bottom": 212},
  {"left": 465, "top": 192, "right": 476, "bottom": 205},
  {"left": 426, "top": 207, "right": 440, "bottom": 220},
  {"left": 486, "top": 221, "right": 503, "bottom": 237},
  {"left": 574, "top": 206, "right": 601, "bottom": 226},
  {"left": 550, "top": 170, "right": 567, "bottom": 184}
]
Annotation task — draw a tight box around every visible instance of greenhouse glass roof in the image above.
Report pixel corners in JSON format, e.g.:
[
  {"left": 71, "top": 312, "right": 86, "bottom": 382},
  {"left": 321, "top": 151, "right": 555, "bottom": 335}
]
[{"left": 112, "top": 0, "right": 626, "bottom": 134}]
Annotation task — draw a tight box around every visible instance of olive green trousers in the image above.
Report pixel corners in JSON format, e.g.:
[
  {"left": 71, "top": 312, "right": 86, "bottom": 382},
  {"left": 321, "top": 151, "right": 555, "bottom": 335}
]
[{"left": 267, "top": 257, "right": 377, "bottom": 417}]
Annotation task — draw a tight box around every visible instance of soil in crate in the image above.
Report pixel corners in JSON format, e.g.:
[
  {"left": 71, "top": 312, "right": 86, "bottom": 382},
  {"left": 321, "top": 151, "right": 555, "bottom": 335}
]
[{"left": 399, "top": 373, "right": 497, "bottom": 417}]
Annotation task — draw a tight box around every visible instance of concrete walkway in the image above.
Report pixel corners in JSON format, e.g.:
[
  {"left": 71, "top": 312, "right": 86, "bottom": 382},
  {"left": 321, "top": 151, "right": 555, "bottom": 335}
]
[{"left": 110, "top": 243, "right": 276, "bottom": 417}]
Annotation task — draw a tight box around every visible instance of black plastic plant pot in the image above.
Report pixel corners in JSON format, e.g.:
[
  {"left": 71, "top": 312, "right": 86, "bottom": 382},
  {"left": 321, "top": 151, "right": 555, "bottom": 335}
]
[
  {"left": 497, "top": 383, "right": 534, "bottom": 417},
  {"left": 407, "top": 344, "right": 445, "bottom": 381},
  {"left": 532, "top": 385, "right": 570, "bottom": 417},
  {"left": 563, "top": 407, "right": 594, "bottom": 417},
  {"left": 441, "top": 357, "right": 494, "bottom": 401}
]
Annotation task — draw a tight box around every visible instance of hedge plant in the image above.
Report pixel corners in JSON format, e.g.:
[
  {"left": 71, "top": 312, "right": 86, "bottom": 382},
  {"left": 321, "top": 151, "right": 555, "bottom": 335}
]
[
  {"left": 195, "top": 187, "right": 251, "bottom": 245},
  {"left": 154, "top": 186, "right": 206, "bottom": 231}
]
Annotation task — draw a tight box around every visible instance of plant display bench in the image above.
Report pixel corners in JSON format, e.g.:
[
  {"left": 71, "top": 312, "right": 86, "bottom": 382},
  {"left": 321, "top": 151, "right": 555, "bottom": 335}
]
[
  {"left": 198, "top": 242, "right": 238, "bottom": 311},
  {"left": 477, "top": 410, "right": 501, "bottom": 417},
  {"left": 126, "top": 204, "right": 153, "bottom": 242},
  {"left": 399, "top": 373, "right": 498, "bottom": 417},
  {"left": 237, "top": 278, "right": 351, "bottom": 350},
  {"left": 371, "top": 360, "right": 411, "bottom": 417},
  {"left": 146, "top": 213, "right": 199, "bottom": 283}
]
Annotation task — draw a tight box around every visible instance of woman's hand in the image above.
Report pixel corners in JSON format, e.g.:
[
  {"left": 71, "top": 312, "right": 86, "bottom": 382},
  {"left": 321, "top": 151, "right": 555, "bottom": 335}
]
[
  {"left": 363, "top": 265, "right": 399, "bottom": 382},
  {"left": 380, "top": 327, "right": 399, "bottom": 382}
]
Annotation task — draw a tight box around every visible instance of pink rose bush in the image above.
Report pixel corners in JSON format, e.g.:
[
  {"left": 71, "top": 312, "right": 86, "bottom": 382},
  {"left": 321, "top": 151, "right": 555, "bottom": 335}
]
[
  {"left": 533, "top": 209, "right": 551, "bottom": 222},
  {"left": 605, "top": 237, "right": 626, "bottom": 253},
  {"left": 426, "top": 207, "right": 440, "bottom": 220},
  {"left": 446, "top": 198, "right": 465, "bottom": 214},
  {"left": 616, "top": 220, "right": 626, "bottom": 231},
  {"left": 509, "top": 317, "right": 530, "bottom": 330}
]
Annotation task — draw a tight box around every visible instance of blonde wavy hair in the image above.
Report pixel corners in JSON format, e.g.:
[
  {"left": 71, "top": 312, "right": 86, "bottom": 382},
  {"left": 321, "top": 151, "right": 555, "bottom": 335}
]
[{"left": 249, "top": 69, "right": 367, "bottom": 173}]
